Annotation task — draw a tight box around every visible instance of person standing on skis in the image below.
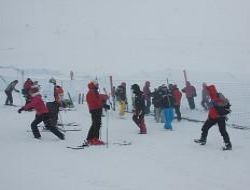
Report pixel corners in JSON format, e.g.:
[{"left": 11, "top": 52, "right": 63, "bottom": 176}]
[
  {"left": 4, "top": 80, "right": 20, "bottom": 106},
  {"left": 131, "top": 84, "right": 147, "bottom": 134},
  {"left": 86, "top": 80, "right": 110, "bottom": 145}
]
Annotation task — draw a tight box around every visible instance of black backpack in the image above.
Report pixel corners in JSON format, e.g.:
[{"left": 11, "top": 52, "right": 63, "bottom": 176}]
[{"left": 214, "top": 93, "right": 231, "bottom": 116}]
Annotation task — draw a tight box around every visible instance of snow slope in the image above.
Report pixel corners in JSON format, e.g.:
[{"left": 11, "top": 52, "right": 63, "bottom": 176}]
[{"left": 0, "top": 92, "right": 250, "bottom": 190}]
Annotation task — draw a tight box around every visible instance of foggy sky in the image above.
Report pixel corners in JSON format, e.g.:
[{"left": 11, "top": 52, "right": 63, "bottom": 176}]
[{"left": 0, "top": 0, "right": 250, "bottom": 75}]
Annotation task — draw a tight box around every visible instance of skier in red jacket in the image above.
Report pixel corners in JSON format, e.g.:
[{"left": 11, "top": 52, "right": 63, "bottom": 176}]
[
  {"left": 182, "top": 81, "right": 196, "bottom": 110},
  {"left": 22, "top": 78, "right": 34, "bottom": 104},
  {"left": 172, "top": 85, "right": 182, "bottom": 121},
  {"left": 86, "top": 81, "right": 110, "bottom": 145},
  {"left": 194, "top": 85, "right": 232, "bottom": 150},
  {"left": 18, "top": 87, "right": 64, "bottom": 140}
]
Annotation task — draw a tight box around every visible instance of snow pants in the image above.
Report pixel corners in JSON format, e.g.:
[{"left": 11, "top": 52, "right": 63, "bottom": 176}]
[
  {"left": 163, "top": 107, "right": 174, "bottom": 130},
  {"left": 174, "top": 105, "right": 181, "bottom": 121},
  {"left": 154, "top": 107, "right": 162, "bottom": 123},
  {"left": 118, "top": 100, "right": 126, "bottom": 116},
  {"left": 200, "top": 117, "right": 231, "bottom": 144},
  {"left": 46, "top": 102, "right": 59, "bottom": 126},
  {"left": 187, "top": 97, "right": 195, "bottom": 110},
  {"left": 144, "top": 99, "right": 151, "bottom": 114},
  {"left": 5, "top": 90, "right": 13, "bottom": 105},
  {"left": 87, "top": 109, "right": 102, "bottom": 140},
  {"left": 30, "top": 113, "right": 64, "bottom": 139},
  {"left": 132, "top": 110, "right": 147, "bottom": 134}
]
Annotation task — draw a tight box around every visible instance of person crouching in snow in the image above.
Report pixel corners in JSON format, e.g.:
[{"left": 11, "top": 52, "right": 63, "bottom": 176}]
[
  {"left": 194, "top": 85, "right": 232, "bottom": 150},
  {"left": 18, "top": 87, "right": 65, "bottom": 140},
  {"left": 86, "top": 81, "right": 110, "bottom": 145},
  {"left": 131, "top": 84, "right": 147, "bottom": 134}
]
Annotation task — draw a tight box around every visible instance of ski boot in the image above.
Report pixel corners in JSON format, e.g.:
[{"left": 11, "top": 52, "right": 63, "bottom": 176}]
[
  {"left": 222, "top": 142, "right": 232, "bottom": 151},
  {"left": 194, "top": 138, "right": 206, "bottom": 145},
  {"left": 139, "top": 122, "right": 147, "bottom": 134},
  {"left": 87, "top": 138, "right": 105, "bottom": 145}
]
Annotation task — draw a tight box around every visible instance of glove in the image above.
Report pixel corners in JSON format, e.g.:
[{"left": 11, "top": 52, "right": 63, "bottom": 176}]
[
  {"left": 103, "top": 104, "right": 110, "bottom": 111},
  {"left": 18, "top": 108, "right": 23, "bottom": 113}
]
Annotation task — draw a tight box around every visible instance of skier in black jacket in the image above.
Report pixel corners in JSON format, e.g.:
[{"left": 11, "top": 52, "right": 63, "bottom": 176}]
[{"left": 131, "top": 84, "right": 147, "bottom": 134}]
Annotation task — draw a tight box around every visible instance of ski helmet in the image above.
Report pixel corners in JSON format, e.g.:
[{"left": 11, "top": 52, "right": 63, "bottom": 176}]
[
  {"left": 49, "top": 77, "right": 56, "bottom": 84},
  {"left": 131, "top": 84, "right": 140, "bottom": 94}
]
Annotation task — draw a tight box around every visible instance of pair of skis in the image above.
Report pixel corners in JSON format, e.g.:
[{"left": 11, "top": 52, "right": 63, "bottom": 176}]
[
  {"left": 26, "top": 126, "right": 81, "bottom": 133},
  {"left": 66, "top": 140, "right": 132, "bottom": 150}
]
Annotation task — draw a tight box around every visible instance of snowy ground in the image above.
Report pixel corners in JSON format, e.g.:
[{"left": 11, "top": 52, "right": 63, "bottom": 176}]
[{"left": 0, "top": 93, "right": 250, "bottom": 190}]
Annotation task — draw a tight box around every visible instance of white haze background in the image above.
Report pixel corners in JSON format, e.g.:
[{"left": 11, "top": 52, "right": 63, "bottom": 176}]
[{"left": 0, "top": 0, "right": 250, "bottom": 75}]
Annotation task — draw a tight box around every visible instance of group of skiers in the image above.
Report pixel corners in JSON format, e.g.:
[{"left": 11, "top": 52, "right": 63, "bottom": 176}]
[
  {"left": 3, "top": 78, "right": 232, "bottom": 150},
  {"left": 4, "top": 78, "right": 65, "bottom": 140},
  {"left": 114, "top": 80, "right": 232, "bottom": 150}
]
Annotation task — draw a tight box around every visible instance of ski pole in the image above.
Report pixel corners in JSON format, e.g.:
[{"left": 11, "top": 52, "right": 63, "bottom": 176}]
[{"left": 106, "top": 109, "right": 109, "bottom": 148}]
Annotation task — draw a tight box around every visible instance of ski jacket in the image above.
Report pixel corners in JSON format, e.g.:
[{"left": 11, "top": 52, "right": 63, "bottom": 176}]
[
  {"left": 152, "top": 89, "right": 162, "bottom": 108},
  {"left": 134, "top": 91, "right": 145, "bottom": 113},
  {"left": 161, "top": 91, "right": 175, "bottom": 108},
  {"left": 182, "top": 82, "right": 196, "bottom": 98},
  {"left": 172, "top": 88, "right": 182, "bottom": 106},
  {"left": 42, "top": 83, "right": 64, "bottom": 104},
  {"left": 86, "top": 82, "right": 103, "bottom": 111},
  {"left": 21, "top": 94, "right": 48, "bottom": 115},
  {"left": 207, "top": 85, "right": 224, "bottom": 119},
  {"left": 115, "top": 85, "right": 126, "bottom": 101}
]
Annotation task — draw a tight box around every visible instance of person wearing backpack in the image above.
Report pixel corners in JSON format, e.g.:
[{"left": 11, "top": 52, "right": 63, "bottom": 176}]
[
  {"left": 194, "top": 85, "right": 232, "bottom": 150},
  {"left": 160, "top": 86, "right": 175, "bottom": 130}
]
